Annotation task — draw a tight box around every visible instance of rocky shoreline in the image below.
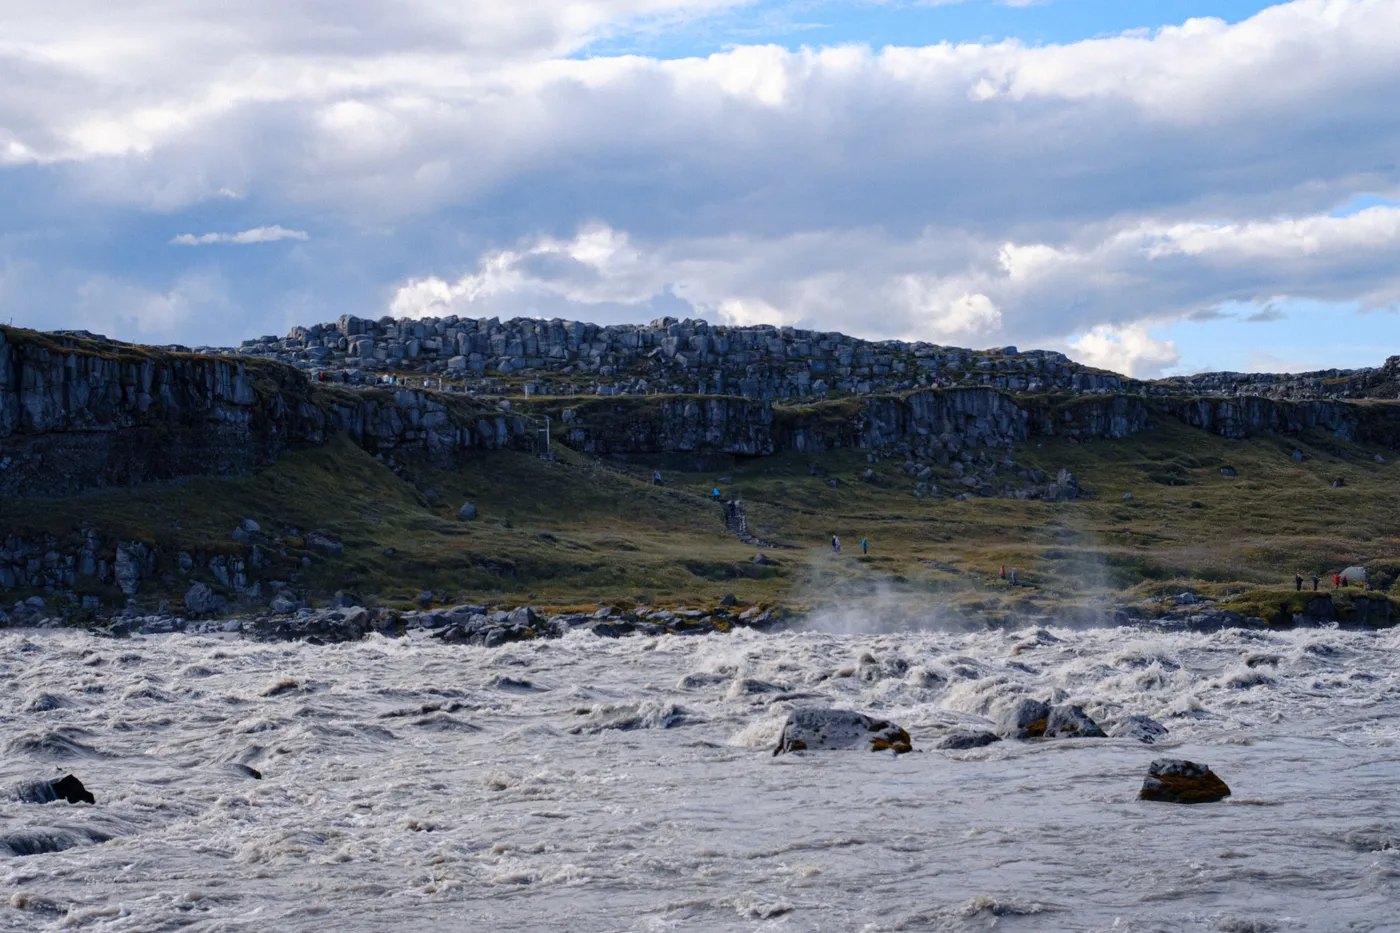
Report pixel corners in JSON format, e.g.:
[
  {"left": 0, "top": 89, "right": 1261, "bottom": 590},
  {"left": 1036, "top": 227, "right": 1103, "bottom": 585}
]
[{"left": 1, "top": 587, "right": 1392, "bottom": 644}]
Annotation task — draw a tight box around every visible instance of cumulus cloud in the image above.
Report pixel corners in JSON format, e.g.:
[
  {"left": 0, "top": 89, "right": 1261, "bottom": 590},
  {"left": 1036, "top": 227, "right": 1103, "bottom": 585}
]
[
  {"left": 3, "top": 0, "right": 1400, "bottom": 372},
  {"left": 170, "top": 226, "right": 309, "bottom": 246}
]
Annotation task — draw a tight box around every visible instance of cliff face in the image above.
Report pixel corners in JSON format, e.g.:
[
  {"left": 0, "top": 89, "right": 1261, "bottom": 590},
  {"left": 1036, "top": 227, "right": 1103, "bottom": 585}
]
[
  {"left": 6, "top": 324, "right": 1400, "bottom": 503},
  {"left": 0, "top": 328, "right": 537, "bottom": 498}
]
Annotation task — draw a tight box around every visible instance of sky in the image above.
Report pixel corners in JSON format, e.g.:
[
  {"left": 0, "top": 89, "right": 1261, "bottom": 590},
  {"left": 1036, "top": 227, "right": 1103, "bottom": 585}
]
[{"left": 1, "top": 0, "right": 1398, "bottom": 378}]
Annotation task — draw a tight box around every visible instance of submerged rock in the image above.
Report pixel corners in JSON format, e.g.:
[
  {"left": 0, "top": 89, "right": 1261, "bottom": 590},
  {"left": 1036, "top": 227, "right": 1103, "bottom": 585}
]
[
  {"left": 936, "top": 730, "right": 1002, "bottom": 750},
  {"left": 9, "top": 774, "right": 95, "bottom": 805},
  {"left": 996, "top": 699, "right": 1051, "bottom": 739},
  {"left": 1110, "top": 715, "right": 1170, "bottom": 744},
  {"left": 1043, "top": 704, "right": 1106, "bottom": 738},
  {"left": 772, "top": 708, "right": 912, "bottom": 755},
  {"left": 1139, "top": 758, "right": 1231, "bottom": 804}
]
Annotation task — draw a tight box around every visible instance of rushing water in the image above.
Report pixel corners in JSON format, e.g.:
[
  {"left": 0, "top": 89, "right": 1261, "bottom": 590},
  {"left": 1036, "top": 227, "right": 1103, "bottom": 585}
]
[{"left": 1, "top": 620, "right": 1398, "bottom": 932}]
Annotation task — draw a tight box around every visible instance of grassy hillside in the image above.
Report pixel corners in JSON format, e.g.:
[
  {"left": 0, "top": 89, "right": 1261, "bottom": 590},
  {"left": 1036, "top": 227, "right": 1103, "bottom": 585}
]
[{"left": 4, "top": 416, "right": 1399, "bottom": 622}]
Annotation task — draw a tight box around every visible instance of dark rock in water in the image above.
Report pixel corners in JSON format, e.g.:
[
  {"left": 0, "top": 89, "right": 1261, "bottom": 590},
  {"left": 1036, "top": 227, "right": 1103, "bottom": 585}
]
[
  {"left": 1, "top": 826, "right": 112, "bottom": 857},
  {"left": 49, "top": 774, "right": 94, "bottom": 804},
  {"left": 261, "top": 679, "right": 300, "bottom": 698},
  {"left": 772, "top": 708, "right": 912, "bottom": 755},
  {"left": 590, "top": 621, "right": 636, "bottom": 638},
  {"left": 1139, "top": 758, "right": 1231, "bottom": 804},
  {"left": 10, "top": 774, "right": 95, "bottom": 805},
  {"left": 719, "top": 592, "right": 737, "bottom": 607},
  {"left": 996, "top": 699, "right": 1051, "bottom": 739},
  {"left": 937, "top": 730, "right": 1002, "bottom": 750},
  {"left": 224, "top": 763, "right": 263, "bottom": 780},
  {"left": 1043, "top": 704, "right": 1106, "bottom": 738},
  {"left": 1110, "top": 715, "right": 1169, "bottom": 744}
]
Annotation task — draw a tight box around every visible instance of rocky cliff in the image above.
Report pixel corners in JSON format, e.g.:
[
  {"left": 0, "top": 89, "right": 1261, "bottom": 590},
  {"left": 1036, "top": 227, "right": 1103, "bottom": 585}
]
[
  {"left": 7, "top": 324, "right": 1400, "bottom": 505},
  {"left": 0, "top": 327, "right": 539, "bottom": 499}
]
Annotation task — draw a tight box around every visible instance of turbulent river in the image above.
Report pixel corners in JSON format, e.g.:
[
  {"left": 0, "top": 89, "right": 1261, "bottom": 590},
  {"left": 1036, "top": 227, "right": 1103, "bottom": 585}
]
[{"left": 1, "top": 618, "right": 1398, "bottom": 932}]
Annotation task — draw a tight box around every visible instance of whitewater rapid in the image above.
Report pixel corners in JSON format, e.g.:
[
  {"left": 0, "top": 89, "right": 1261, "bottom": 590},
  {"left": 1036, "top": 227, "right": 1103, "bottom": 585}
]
[{"left": 1, "top": 621, "right": 1398, "bottom": 932}]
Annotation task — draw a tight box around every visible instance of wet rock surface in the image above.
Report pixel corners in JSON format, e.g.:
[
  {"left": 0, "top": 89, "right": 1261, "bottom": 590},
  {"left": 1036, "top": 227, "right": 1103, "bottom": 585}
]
[
  {"left": 936, "top": 730, "right": 1002, "bottom": 750},
  {"left": 1110, "top": 715, "right": 1170, "bottom": 744},
  {"left": 772, "top": 708, "right": 913, "bottom": 755},
  {"left": 1139, "top": 758, "right": 1232, "bottom": 804}
]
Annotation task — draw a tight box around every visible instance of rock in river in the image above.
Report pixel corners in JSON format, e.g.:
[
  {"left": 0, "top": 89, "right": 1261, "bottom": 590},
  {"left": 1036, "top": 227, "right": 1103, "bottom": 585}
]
[
  {"left": 772, "top": 708, "right": 912, "bottom": 755},
  {"left": 1110, "top": 715, "right": 1170, "bottom": 744},
  {"left": 1139, "top": 759, "right": 1231, "bottom": 804},
  {"left": 9, "top": 773, "right": 95, "bottom": 805},
  {"left": 937, "top": 730, "right": 1002, "bottom": 750},
  {"left": 1043, "top": 704, "right": 1106, "bottom": 738},
  {"left": 996, "top": 698, "right": 1051, "bottom": 739}
]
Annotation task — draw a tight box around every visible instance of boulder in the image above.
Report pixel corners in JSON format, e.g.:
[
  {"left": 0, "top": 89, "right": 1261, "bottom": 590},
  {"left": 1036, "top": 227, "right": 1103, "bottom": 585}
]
[
  {"left": 936, "top": 730, "right": 1002, "bottom": 750},
  {"left": 1139, "top": 758, "right": 1231, "bottom": 804},
  {"left": 1043, "top": 704, "right": 1106, "bottom": 738},
  {"left": 184, "top": 582, "right": 215, "bottom": 615},
  {"left": 751, "top": 553, "right": 777, "bottom": 566},
  {"left": 1110, "top": 715, "right": 1169, "bottom": 744},
  {"left": 241, "top": 519, "right": 261, "bottom": 533},
  {"left": 772, "top": 708, "right": 912, "bottom": 755},
  {"left": 459, "top": 502, "right": 479, "bottom": 521},
  {"left": 996, "top": 698, "right": 1050, "bottom": 739},
  {"left": 10, "top": 774, "right": 94, "bottom": 805},
  {"left": 306, "top": 534, "right": 344, "bottom": 558}
]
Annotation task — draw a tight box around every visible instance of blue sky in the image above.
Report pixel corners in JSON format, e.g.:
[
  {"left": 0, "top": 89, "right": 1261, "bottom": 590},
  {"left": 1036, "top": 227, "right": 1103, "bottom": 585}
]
[
  {"left": 586, "top": 0, "right": 1286, "bottom": 57},
  {"left": 2, "top": 0, "right": 1399, "bottom": 377}
]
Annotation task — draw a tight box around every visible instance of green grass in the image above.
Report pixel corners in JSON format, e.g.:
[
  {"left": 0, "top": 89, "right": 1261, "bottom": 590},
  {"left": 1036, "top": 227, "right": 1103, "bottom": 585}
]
[{"left": 5, "top": 414, "right": 1400, "bottom": 620}]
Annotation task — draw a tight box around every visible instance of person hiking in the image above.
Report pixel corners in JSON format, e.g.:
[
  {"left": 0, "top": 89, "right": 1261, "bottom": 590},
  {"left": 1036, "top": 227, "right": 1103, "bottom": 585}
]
[
  {"left": 1295, "top": 572, "right": 1303, "bottom": 591},
  {"left": 1333, "top": 572, "right": 1340, "bottom": 589},
  {"left": 652, "top": 470, "right": 662, "bottom": 486},
  {"left": 861, "top": 538, "right": 868, "bottom": 555},
  {"left": 1010, "top": 568, "right": 1018, "bottom": 586},
  {"left": 831, "top": 535, "right": 841, "bottom": 553},
  {"left": 1312, "top": 573, "right": 1319, "bottom": 592},
  {"left": 712, "top": 487, "right": 721, "bottom": 501},
  {"left": 999, "top": 565, "right": 1006, "bottom": 580}
]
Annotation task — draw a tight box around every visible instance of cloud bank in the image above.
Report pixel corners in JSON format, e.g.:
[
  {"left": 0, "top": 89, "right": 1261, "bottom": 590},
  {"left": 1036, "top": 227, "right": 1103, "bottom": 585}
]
[{"left": 2, "top": 0, "right": 1399, "bottom": 375}]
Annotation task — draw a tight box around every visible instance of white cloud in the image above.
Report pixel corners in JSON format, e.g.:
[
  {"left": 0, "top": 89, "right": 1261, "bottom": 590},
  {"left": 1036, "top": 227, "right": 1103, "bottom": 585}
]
[
  {"left": 171, "top": 226, "right": 309, "bottom": 246},
  {"left": 1067, "top": 323, "right": 1180, "bottom": 378},
  {"left": 3, "top": 0, "right": 1400, "bottom": 371}
]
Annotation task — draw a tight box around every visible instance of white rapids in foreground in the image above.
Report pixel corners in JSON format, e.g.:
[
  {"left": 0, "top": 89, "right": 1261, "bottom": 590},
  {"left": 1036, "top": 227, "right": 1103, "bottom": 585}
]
[{"left": 1, "top": 621, "right": 1398, "bottom": 932}]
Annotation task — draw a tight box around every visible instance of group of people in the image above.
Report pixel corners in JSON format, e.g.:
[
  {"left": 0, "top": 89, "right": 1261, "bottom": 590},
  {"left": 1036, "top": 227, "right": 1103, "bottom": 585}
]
[
  {"left": 830, "top": 536, "right": 868, "bottom": 555},
  {"left": 1295, "top": 570, "right": 1372, "bottom": 591},
  {"left": 999, "top": 565, "right": 1020, "bottom": 586}
]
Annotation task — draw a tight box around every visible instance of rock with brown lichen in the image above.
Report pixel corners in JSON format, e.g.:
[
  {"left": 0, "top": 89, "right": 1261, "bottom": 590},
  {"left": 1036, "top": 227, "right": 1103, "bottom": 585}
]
[{"left": 1139, "top": 759, "right": 1231, "bottom": 804}]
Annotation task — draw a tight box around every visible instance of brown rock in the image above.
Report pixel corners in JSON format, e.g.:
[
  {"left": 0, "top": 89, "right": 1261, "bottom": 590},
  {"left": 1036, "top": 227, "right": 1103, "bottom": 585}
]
[{"left": 1139, "top": 758, "right": 1231, "bottom": 804}]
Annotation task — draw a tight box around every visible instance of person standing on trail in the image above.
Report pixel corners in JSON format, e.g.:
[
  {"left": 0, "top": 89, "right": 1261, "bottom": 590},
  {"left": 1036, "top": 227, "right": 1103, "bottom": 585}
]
[
  {"left": 861, "top": 538, "right": 868, "bottom": 555},
  {"left": 1295, "top": 572, "right": 1304, "bottom": 591},
  {"left": 1333, "top": 572, "right": 1340, "bottom": 589},
  {"left": 832, "top": 535, "right": 841, "bottom": 553},
  {"left": 712, "top": 487, "right": 721, "bottom": 501},
  {"left": 1000, "top": 565, "right": 1006, "bottom": 580},
  {"left": 1312, "top": 574, "right": 1319, "bottom": 592},
  {"left": 653, "top": 471, "right": 662, "bottom": 486},
  {"left": 1011, "top": 568, "right": 1019, "bottom": 586}
]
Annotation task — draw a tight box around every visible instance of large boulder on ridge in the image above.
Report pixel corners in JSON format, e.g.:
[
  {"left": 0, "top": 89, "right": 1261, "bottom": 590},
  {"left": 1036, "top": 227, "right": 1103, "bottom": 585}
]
[
  {"left": 772, "top": 708, "right": 912, "bottom": 755},
  {"left": 1139, "top": 759, "right": 1231, "bottom": 804}
]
